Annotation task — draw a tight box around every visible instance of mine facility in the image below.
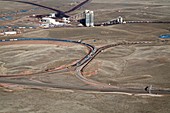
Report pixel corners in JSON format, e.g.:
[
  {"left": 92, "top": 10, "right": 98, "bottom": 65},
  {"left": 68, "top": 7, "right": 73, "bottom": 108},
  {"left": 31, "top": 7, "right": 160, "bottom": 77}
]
[
  {"left": 0, "top": 0, "right": 170, "bottom": 113},
  {"left": 0, "top": 0, "right": 169, "bottom": 35}
]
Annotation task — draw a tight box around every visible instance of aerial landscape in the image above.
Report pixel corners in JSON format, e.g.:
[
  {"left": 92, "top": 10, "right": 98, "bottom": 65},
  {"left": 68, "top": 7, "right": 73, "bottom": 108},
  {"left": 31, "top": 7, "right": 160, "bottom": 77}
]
[{"left": 0, "top": 0, "right": 170, "bottom": 113}]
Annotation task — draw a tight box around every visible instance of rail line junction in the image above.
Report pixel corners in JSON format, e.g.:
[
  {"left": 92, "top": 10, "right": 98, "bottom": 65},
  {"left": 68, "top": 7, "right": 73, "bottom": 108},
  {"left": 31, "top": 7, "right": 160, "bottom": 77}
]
[
  {"left": 0, "top": 37, "right": 170, "bottom": 95},
  {"left": 0, "top": 0, "right": 169, "bottom": 95}
]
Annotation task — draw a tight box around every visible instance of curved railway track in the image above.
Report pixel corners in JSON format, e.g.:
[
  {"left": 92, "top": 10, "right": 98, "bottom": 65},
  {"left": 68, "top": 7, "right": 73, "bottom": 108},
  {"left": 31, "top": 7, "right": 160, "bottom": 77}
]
[
  {"left": 0, "top": 38, "right": 170, "bottom": 95},
  {"left": 0, "top": 38, "right": 95, "bottom": 77}
]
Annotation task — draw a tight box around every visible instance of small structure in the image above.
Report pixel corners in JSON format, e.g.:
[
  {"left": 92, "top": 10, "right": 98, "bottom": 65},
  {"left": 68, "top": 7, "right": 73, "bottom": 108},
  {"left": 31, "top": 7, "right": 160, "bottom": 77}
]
[
  {"left": 40, "top": 23, "right": 50, "bottom": 28},
  {"left": 0, "top": 31, "right": 17, "bottom": 36},
  {"left": 62, "top": 17, "right": 70, "bottom": 23},
  {"left": 117, "top": 16, "right": 123, "bottom": 24},
  {"left": 41, "top": 17, "right": 57, "bottom": 24},
  {"left": 49, "top": 13, "right": 56, "bottom": 18},
  {"left": 3, "top": 31, "right": 17, "bottom": 35},
  {"left": 145, "top": 85, "right": 153, "bottom": 94}
]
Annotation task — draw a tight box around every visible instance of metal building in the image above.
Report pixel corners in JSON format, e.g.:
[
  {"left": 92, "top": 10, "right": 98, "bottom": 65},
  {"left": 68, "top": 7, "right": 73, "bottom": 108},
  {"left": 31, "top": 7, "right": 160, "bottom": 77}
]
[
  {"left": 85, "top": 10, "right": 90, "bottom": 27},
  {"left": 90, "top": 11, "right": 94, "bottom": 26},
  {"left": 85, "top": 10, "right": 94, "bottom": 27}
]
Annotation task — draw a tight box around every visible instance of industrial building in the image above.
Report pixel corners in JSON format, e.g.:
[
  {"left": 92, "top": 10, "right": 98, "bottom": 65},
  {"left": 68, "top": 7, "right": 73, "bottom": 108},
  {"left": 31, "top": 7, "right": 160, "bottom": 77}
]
[
  {"left": 40, "top": 17, "right": 70, "bottom": 28},
  {"left": 102, "top": 16, "right": 124, "bottom": 26},
  {"left": 107, "top": 16, "right": 124, "bottom": 25},
  {"left": 84, "top": 10, "right": 94, "bottom": 27}
]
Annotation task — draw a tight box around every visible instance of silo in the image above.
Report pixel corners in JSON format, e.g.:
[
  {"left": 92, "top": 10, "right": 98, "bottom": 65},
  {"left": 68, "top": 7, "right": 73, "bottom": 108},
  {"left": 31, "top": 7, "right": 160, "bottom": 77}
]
[
  {"left": 85, "top": 10, "right": 90, "bottom": 27},
  {"left": 90, "top": 11, "right": 94, "bottom": 27}
]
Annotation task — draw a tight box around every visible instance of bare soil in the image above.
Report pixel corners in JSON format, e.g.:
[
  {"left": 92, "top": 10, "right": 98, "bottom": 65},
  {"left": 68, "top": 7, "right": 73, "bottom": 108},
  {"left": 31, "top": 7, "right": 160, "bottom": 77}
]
[{"left": 0, "top": 0, "right": 170, "bottom": 113}]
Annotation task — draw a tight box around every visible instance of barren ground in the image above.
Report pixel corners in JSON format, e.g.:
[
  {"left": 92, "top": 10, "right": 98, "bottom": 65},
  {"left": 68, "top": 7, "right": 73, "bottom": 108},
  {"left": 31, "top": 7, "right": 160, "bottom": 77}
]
[{"left": 0, "top": 0, "right": 170, "bottom": 113}]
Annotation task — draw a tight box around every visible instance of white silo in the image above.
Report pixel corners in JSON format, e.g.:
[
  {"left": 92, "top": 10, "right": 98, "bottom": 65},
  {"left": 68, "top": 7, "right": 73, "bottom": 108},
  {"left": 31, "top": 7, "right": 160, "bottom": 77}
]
[
  {"left": 85, "top": 10, "right": 90, "bottom": 27},
  {"left": 90, "top": 11, "right": 94, "bottom": 27}
]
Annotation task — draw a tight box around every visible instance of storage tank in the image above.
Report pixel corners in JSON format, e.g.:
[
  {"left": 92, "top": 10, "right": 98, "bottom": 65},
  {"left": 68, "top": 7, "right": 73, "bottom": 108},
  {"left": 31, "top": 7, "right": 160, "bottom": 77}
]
[
  {"left": 85, "top": 10, "right": 90, "bottom": 27},
  {"left": 90, "top": 11, "right": 94, "bottom": 27}
]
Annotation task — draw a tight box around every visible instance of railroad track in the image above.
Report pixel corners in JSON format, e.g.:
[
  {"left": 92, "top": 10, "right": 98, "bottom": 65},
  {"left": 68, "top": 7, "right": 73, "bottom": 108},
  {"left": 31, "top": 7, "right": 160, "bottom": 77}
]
[
  {"left": 0, "top": 38, "right": 170, "bottom": 95},
  {"left": 0, "top": 38, "right": 94, "bottom": 77},
  {"left": 75, "top": 40, "right": 170, "bottom": 95},
  {"left": 96, "top": 20, "right": 170, "bottom": 26},
  {"left": 0, "top": 0, "right": 92, "bottom": 18}
]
